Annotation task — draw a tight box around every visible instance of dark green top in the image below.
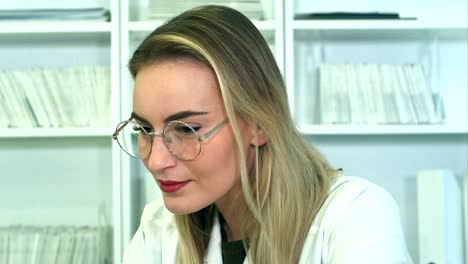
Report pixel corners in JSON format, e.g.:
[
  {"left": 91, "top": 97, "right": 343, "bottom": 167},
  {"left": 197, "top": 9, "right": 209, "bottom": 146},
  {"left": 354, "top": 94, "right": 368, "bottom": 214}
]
[
  {"left": 220, "top": 216, "right": 246, "bottom": 264},
  {"left": 221, "top": 240, "right": 246, "bottom": 264}
]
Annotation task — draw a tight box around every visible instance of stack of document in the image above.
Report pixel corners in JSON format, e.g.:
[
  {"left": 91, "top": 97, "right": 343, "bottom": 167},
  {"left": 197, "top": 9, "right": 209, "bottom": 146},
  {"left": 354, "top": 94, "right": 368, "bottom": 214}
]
[
  {"left": 0, "top": 225, "right": 111, "bottom": 263},
  {"left": 0, "top": 1, "right": 110, "bottom": 21},
  {"left": 147, "top": 0, "right": 265, "bottom": 20},
  {"left": 318, "top": 63, "right": 444, "bottom": 125},
  {"left": 0, "top": 66, "right": 111, "bottom": 129},
  {"left": 0, "top": 8, "right": 110, "bottom": 21}
]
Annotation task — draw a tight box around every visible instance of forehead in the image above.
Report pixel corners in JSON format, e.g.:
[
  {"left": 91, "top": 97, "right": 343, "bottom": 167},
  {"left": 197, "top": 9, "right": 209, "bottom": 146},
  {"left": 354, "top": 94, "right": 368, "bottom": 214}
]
[{"left": 133, "top": 58, "right": 223, "bottom": 122}]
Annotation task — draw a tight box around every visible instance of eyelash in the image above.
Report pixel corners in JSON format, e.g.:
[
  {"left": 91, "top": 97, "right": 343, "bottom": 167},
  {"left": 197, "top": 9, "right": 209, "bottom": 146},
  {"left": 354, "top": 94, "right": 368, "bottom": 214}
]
[
  {"left": 141, "top": 125, "right": 153, "bottom": 132},
  {"left": 188, "top": 124, "right": 201, "bottom": 131},
  {"left": 134, "top": 122, "right": 201, "bottom": 132},
  {"left": 131, "top": 121, "right": 152, "bottom": 132}
]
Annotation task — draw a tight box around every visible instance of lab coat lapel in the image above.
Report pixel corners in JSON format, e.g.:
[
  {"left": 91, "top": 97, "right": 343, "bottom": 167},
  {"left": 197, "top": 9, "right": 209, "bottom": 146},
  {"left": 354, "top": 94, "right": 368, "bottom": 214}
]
[
  {"left": 204, "top": 214, "right": 223, "bottom": 263},
  {"left": 161, "top": 215, "right": 178, "bottom": 263}
]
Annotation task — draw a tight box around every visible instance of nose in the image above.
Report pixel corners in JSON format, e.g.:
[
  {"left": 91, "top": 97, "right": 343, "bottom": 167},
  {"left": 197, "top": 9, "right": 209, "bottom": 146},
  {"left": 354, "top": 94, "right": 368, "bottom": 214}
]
[{"left": 145, "top": 135, "right": 177, "bottom": 174}]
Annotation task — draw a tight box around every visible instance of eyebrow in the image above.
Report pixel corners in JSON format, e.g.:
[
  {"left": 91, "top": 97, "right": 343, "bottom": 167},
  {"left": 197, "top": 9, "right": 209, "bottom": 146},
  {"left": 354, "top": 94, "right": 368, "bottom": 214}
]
[
  {"left": 130, "top": 111, "right": 208, "bottom": 124},
  {"left": 130, "top": 112, "right": 150, "bottom": 124}
]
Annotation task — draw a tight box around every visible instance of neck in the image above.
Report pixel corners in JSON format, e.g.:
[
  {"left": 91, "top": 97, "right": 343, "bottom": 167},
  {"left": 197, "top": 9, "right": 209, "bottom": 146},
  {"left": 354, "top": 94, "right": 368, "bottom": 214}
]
[
  {"left": 217, "top": 145, "right": 256, "bottom": 242},
  {"left": 216, "top": 187, "right": 244, "bottom": 242},
  {"left": 220, "top": 209, "right": 242, "bottom": 242}
]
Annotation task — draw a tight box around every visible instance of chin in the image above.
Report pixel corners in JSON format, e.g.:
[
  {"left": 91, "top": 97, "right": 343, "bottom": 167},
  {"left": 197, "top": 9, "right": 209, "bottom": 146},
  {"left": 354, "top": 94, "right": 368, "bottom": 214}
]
[{"left": 162, "top": 195, "right": 204, "bottom": 215}]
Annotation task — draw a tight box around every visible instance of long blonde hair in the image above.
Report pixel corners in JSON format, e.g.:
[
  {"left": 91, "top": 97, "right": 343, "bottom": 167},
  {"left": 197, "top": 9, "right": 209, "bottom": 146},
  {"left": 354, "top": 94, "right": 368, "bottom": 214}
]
[{"left": 129, "top": 5, "right": 335, "bottom": 263}]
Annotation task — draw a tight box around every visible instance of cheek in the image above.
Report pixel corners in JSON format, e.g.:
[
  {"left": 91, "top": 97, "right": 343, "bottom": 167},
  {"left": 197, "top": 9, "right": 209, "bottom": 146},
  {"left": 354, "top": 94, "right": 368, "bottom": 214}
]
[
  {"left": 191, "top": 123, "right": 253, "bottom": 193},
  {"left": 196, "top": 124, "right": 253, "bottom": 197},
  {"left": 195, "top": 133, "right": 241, "bottom": 185}
]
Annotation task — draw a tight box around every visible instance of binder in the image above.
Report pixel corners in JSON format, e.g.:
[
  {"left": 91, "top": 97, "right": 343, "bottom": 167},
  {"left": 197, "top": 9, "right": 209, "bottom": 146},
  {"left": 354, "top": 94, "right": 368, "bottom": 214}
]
[
  {"left": 464, "top": 172, "right": 468, "bottom": 263},
  {"left": 417, "top": 170, "right": 464, "bottom": 264}
]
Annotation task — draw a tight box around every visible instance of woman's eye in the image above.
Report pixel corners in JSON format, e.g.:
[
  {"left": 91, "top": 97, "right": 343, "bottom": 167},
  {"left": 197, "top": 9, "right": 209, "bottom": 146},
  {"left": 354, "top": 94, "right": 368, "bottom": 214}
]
[
  {"left": 131, "top": 125, "right": 142, "bottom": 132},
  {"left": 141, "top": 126, "right": 153, "bottom": 132},
  {"left": 175, "top": 124, "right": 200, "bottom": 134},
  {"left": 132, "top": 124, "right": 152, "bottom": 133},
  {"left": 189, "top": 125, "right": 201, "bottom": 132}
]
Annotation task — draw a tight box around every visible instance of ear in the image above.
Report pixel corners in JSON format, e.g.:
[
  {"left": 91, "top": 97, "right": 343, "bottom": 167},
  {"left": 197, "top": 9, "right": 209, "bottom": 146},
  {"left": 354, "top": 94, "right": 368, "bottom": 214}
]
[{"left": 248, "top": 121, "right": 267, "bottom": 147}]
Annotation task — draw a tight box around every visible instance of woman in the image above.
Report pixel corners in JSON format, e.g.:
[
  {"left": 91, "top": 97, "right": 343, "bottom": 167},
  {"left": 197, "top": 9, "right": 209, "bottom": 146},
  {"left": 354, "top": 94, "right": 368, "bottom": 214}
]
[{"left": 115, "top": 5, "right": 410, "bottom": 264}]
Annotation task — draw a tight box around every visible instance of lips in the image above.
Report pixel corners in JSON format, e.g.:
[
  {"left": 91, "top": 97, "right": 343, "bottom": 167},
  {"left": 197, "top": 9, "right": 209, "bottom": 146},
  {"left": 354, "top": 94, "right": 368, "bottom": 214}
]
[{"left": 158, "top": 180, "right": 191, "bottom": 193}]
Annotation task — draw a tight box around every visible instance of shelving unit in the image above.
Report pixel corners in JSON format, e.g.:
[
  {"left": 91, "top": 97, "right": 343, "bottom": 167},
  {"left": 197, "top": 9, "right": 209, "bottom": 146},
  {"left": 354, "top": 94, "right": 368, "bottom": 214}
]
[
  {"left": 0, "top": 1, "right": 122, "bottom": 263},
  {"left": 286, "top": 1, "right": 467, "bottom": 262},
  {"left": 284, "top": 6, "right": 468, "bottom": 135}
]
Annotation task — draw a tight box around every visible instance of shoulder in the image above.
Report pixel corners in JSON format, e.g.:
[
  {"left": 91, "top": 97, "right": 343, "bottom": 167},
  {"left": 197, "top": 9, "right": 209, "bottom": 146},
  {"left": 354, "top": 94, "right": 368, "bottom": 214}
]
[
  {"left": 319, "top": 175, "right": 402, "bottom": 233},
  {"left": 300, "top": 176, "right": 410, "bottom": 263},
  {"left": 326, "top": 175, "right": 397, "bottom": 209}
]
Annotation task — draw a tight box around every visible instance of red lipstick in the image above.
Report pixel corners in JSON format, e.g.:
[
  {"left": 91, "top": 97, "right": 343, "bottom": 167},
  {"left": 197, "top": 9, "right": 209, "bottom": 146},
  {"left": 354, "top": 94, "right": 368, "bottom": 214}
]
[{"left": 158, "top": 180, "right": 191, "bottom": 193}]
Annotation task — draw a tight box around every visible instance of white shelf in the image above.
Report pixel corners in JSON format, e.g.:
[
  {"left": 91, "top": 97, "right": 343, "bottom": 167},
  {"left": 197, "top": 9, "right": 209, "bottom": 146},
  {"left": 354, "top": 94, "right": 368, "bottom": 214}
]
[
  {"left": 252, "top": 20, "right": 276, "bottom": 31},
  {"left": 128, "top": 21, "right": 164, "bottom": 32},
  {"left": 0, "top": 21, "right": 112, "bottom": 34},
  {"left": 0, "top": 128, "right": 114, "bottom": 138},
  {"left": 293, "top": 19, "right": 468, "bottom": 30},
  {"left": 128, "top": 19, "right": 276, "bottom": 32},
  {"left": 297, "top": 124, "right": 468, "bottom": 135}
]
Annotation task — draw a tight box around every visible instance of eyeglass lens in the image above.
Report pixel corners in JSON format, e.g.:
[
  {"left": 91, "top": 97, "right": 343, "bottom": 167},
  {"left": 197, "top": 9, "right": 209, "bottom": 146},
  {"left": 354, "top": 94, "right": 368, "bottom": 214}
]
[{"left": 116, "top": 120, "right": 201, "bottom": 160}]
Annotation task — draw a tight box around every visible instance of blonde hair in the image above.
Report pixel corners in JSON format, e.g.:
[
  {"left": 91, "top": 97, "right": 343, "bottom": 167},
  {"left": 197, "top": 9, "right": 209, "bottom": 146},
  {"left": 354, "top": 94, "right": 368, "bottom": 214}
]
[{"left": 129, "top": 5, "right": 336, "bottom": 264}]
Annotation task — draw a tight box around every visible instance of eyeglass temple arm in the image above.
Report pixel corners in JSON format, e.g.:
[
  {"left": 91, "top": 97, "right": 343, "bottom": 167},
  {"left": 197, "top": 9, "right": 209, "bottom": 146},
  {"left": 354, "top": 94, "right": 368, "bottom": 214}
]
[
  {"left": 198, "top": 118, "right": 228, "bottom": 141},
  {"left": 112, "top": 119, "right": 132, "bottom": 139}
]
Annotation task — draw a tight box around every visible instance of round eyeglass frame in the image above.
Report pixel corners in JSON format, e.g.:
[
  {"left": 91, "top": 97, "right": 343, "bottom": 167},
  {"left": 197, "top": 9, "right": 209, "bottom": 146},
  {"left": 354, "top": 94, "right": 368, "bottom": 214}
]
[{"left": 112, "top": 117, "right": 228, "bottom": 161}]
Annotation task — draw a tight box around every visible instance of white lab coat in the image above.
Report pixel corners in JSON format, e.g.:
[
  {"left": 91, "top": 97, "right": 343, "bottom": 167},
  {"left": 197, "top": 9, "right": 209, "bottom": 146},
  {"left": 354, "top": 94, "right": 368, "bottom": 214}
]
[{"left": 123, "top": 176, "right": 412, "bottom": 263}]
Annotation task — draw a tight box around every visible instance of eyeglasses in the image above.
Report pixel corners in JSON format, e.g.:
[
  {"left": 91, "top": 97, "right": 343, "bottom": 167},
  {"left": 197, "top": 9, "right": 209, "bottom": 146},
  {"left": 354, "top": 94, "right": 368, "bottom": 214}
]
[{"left": 112, "top": 117, "right": 228, "bottom": 161}]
